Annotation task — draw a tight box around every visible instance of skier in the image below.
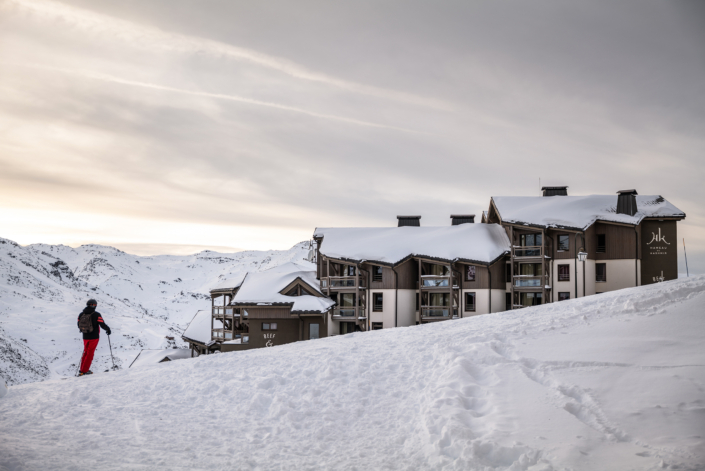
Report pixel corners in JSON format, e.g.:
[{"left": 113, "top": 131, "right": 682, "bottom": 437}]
[{"left": 77, "top": 299, "right": 111, "bottom": 376}]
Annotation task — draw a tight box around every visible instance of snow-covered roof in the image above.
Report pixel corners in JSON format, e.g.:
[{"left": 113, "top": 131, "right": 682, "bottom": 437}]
[
  {"left": 210, "top": 273, "right": 247, "bottom": 291},
  {"left": 313, "top": 224, "right": 510, "bottom": 266},
  {"left": 182, "top": 310, "right": 220, "bottom": 345},
  {"left": 128, "top": 349, "right": 193, "bottom": 368},
  {"left": 492, "top": 195, "right": 685, "bottom": 231},
  {"left": 230, "top": 262, "right": 334, "bottom": 313}
]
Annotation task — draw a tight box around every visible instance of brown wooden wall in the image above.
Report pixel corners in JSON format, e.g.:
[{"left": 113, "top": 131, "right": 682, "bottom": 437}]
[
  {"left": 594, "top": 223, "right": 640, "bottom": 260},
  {"left": 396, "top": 259, "right": 418, "bottom": 289},
  {"left": 247, "top": 318, "right": 301, "bottom": 349},
  {"left": 366, "top": 264, "right": 395, "bottom": 289}
]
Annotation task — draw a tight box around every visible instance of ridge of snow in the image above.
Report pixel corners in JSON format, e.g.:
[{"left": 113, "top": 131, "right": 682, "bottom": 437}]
[
  {"left": 0, "top": 276, "right": 703, "bottom": 469},
  {"left": 314, "top": 224, "right": 511, "bottom": 265},
  {"left": 492, "top": 195, "right": 685, "bottom": 230}
]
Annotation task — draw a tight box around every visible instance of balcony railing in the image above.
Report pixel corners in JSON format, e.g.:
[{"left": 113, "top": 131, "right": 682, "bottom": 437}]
[
  {"left": 212, "top": 331, "right": 249, "bottom": 343},
  {"left": 331, "top": 307, "right": 366, "bottom": 319},
  {"left": 420, "top": 275, "right": 450, "bottom": 288},
  {"left": 212, "top": 307, "right": 237, "bottom": 316},
  {"left": 420, "top": 307, "right": 458, "bottom": 319},
  {"left": 322, "top": 276, "right": 367, "bottom": 289},
  {"left": 512, "top": 246, "right": 543, "bottom": 258},
  {"left": 513, "top": 276, "right": 545, "bottom": 288}
]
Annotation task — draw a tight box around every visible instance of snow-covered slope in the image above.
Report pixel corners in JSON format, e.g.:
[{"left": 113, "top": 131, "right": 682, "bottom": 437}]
[
  {"left": 1, "top": 276, "right": 703, "bottom": 470},
  {"left": 0, "top": 237, "right": 311, "bottom": 385}
]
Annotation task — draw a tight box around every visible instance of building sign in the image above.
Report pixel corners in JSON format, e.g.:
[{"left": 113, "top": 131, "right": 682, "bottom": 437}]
[
  {"left": 264, "top": 332, "right": 275, "bottom": 347},
  {"left": 646, "top": 227, "right": 670, "bottom": 256},
  {"left": 641, "top": 221, "right": 677, "bottom": 285}
]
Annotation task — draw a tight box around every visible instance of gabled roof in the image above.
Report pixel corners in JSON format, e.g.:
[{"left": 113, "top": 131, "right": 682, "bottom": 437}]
[
  {"left": 229, "top": 262, "right": 334, "bottom": 313},
  {"left": 313, "top": 224, "right": 510, "bottom": 266},
  {"left": 491, "top": 195, "right": 685, "bottom": 231},
  {"left": 210, "top": 273, "right": 247, "bottom": 292}
]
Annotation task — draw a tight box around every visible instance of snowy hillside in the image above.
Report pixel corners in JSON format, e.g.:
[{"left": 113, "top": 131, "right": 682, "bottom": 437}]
[
  {"left": 0, "top": 237, "right": 312, "bottom": 385},
  {"left": 1, "top": 276, "right": 703, "bottom": 471}
]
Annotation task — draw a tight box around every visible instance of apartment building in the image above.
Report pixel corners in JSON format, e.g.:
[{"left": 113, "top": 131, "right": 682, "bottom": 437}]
[{"left": 485, "top": 187, "right": 686, "bottom": 307}]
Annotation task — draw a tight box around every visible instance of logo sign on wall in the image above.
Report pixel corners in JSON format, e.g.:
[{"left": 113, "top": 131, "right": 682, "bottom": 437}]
[
  {"left": 646, "top": 227, "right": 670, "bottom": 256},
  {"left": 264, "top": 332, "right": 275, "bottom": 347}
]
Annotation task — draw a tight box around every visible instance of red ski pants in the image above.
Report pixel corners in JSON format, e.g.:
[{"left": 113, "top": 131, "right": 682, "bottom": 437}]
[{"left": 80, "top": 338, "right": 99, "bottom": 373}]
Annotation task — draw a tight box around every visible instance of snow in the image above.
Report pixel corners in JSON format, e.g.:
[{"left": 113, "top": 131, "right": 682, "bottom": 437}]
[
  {"left": 0, "top": 375, "right": 6, "bottom": 399},
  {"left": 181, "top": 310, "right": 219, "bottom": 346},
  {"left": 0, "top": 237, "right": 311, "bottom": 385},
  {"left": 128, "top": 349, "right": 193, "bottom": 368},
  {"left": 492, "top": 195, "right": 685, "bottom": 230},
  {"left": 232, "top": 262, "right": 335, "bottom": 313},
  {"left": 1, "top": 276, "right": 703, "bottom": 470},
  {"left": 314, "top": 224, "right": 511, "bottom": 265}
]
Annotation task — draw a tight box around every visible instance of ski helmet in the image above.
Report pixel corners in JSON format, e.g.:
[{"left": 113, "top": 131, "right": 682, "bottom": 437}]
[{"left": 86, "top": 299, "right": 97, "bottom": 306}]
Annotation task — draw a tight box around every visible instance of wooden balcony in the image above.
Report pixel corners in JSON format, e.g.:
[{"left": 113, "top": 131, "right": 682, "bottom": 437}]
[
  {"left": 420, "top": 306, "right": 458, "bottom": 321},
  {"left": 511, "top": 245, "right": 546, "bottom": 260},
  {"left": 331, "top": 307, "right": 366, "bottom": 319},
  {"left": 513, "top": 275, "right": 548, "bottom": 291},
  {"left": 321, "top": 276, "right": 367, "bottom": 290},
  {"left": 420, "top": 275, "right": 451, "bottom": 288}
]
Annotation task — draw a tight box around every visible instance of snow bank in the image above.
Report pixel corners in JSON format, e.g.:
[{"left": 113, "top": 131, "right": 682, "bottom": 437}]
[
  {"left": 492, "top": 195, "right": 685, "bottom": 230},
  {"left": 315, "top": 224, "right": 510, "bottom": 265},
  {"left": 0, "top": 276, "right": 703, "bottom": 470},
  {"left": 0, "top": 375, "right": 6, "bottom": 399}
]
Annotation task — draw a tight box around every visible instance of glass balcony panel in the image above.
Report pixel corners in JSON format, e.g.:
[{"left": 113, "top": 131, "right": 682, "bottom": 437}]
[
  {"left": 422, "top": 308, "right": 450, "bottom": 317},
  {"left": 514, "top": 247, "right": 542, "bottom": 257},
  {"left": 421, "top": 277, "right": 450, "bottom": 287},
  {"left": 224, "top": 332, "right": 233, "bottom": 340},
  {"left": 514, "top": 276, "right": 543, "bottom": 287}
]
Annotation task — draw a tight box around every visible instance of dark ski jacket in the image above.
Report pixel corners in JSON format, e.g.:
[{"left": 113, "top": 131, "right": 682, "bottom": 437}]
[{"left": 77, "top": 307, "right": 110, "bottom": 340}]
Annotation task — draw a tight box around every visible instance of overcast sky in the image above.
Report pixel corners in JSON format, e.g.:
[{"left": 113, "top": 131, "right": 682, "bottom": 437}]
[{"left": 1, "top": 0, "right": 704, "bottom": 271}]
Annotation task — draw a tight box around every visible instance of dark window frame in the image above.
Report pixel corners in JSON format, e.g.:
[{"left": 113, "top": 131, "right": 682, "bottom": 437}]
[
  {"left": 596, "top": 263, "right": 607, "bottom": 282},
  {"left": 505, "top": 292, "right": 511, "bottom": 310},
  {"left": 558, "top": 235, "right": 570, "bottom": 252},
  {"left": 262, "top": 322, "right": 278, "bottom": 331},
  {"left": 558, "top": 264, "right": 570, "bottom": 282},
  {"left": 464, "top": 292, "right": 476, "bottom": 312},
  {"left": 506, "top": 263, "right": 511, "bottom": 283},
  {"left": 371, "top": 322, "right": 383, "bottom": 330},
  {"left": 596, "top": 234, "right": 606, "bottom": 253},
  {"left": 373, "top": 292, "right": 384, "bottom": 312},
  {"left": 558, "top": 292, "right": 570, "bottom": 301},
  {"left": 373, "top": 265, "right": 383, "bottom": 282}
]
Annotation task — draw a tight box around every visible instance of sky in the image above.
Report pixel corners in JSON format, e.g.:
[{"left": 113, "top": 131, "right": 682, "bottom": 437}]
[{"left": 0, "top": 0, "right": 704, "bottom": 272}]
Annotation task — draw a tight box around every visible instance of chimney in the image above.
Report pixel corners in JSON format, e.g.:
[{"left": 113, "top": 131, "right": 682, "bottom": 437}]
[
  {"left": 616, "top": 189, "right": 638, "bottom": 216},
  {"left": 542, "top": 186, "right": 568, "bottom": 197},
  {"left": 397, "top": 215, "right": 421, "bottom": 227},
  {"left": 450, "top": 214, "right": 475, "bottom": 225}
]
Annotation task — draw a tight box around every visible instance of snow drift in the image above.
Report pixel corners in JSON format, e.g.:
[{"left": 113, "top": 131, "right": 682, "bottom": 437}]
[{"left": 1, "top": 275, "right": 703, "bottom": 470}]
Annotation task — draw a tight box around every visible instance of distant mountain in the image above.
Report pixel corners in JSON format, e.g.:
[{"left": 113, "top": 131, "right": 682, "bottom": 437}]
[{"left": 0, "top": 237, "right": 312, "bottom": 385}]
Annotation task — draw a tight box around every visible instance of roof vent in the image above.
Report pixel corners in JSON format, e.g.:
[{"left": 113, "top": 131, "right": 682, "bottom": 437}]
[
  {"left": 542, "top": 186, "right": 568, "bottom": 197},
  {"left": 397, "top": 215, "right": 421, "bottom": 227},
  {"left": 616, "top": 189, "right": 638, "bottom": 216},
  {"left": 451, "top": 214, "right": 475, "bottom": 225}
]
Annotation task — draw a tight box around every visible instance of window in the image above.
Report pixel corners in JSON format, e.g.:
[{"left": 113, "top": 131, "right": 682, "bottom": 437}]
[
  {"left": 506, "top": 263, "right": 511, "bottom": 283},
  {"left": 309, "top": 323, "right": 319, "bottom": 339},
  {"left": 262, "top": 323, "right": 278, "bottom": 330},
  {"left": 466, "top": 265, "right": 476, "bottom": 282},
  {"left": 371, "top": 322, "right": 383, "bottom": 330},
  {"left": 373, "top": 293, "right": 383, "bottom": 312},
  {"left": 558, "top": 292, "right": 570, "bottom": 301},
  {"left": 339, "top": 322, "right": 356, "bottom": 335},
  {"left": 597, "top": 234, "right": 606, "bottom": 253},
  {"left": 465, "top": 292, "right": 476, "bottom": 311},
  {"left": 558, "top": 235, "right": 570, "bottom": 251},
  {"left": 520, "top": 233, "right": 542, "bottom": 247},
  {"left": 596, "top": 263, "right": 606, "bottom": 282},
  {"left": 519, "top": 292, "right": 542, "bottom": 307},
  {"left": 506, "top": 293, "right": 512, "bottom": 310},
  {"left": 345, "top": 265, "right": 355, "bottom": 276},
  {"left": 339, "top": 293, "right": 355, "bottom": 307},
  {"left": 373, "top": 266, "right": 383, "bottom": 282},
  {"left": 558, "top": 264, "right": 570, "bottom": 282},
  {"left": 415, "top": 292, "right": 419, "bottom": 311},
  {"left": 429, "top": 292, "right": 449, "bottom": 306}
]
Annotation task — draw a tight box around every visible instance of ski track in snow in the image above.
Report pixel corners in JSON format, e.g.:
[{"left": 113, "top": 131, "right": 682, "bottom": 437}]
[
  {"left": 0, "top": 275, "right": 704, "bottom": 470},
  {"left": 0, "top": 237, "right": 311, "bottom": 385}
]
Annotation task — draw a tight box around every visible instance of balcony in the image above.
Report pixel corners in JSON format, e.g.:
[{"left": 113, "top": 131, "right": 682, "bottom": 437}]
[
  {"left": 322, "top": 276, "right": 367, "bottom": 290},
  {"left": 212, "top": 306, "right": 239, "bottom": 317},
  {"left": 331, "top": 307, "right": 366, "bottom": 319},
  {"left": 420, "top": 275, "right": 450, "bottom": 288},
  {"left": 512, "top": 246, "right": 544, "bottom": 259},
  {"left": 420, "top": 307, "right": 458, "bottom": 320}
]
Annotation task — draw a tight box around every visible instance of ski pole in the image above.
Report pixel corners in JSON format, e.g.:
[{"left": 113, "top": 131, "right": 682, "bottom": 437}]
[{"left": 107, "top": 334, "right": 118, "bottom": 370}]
